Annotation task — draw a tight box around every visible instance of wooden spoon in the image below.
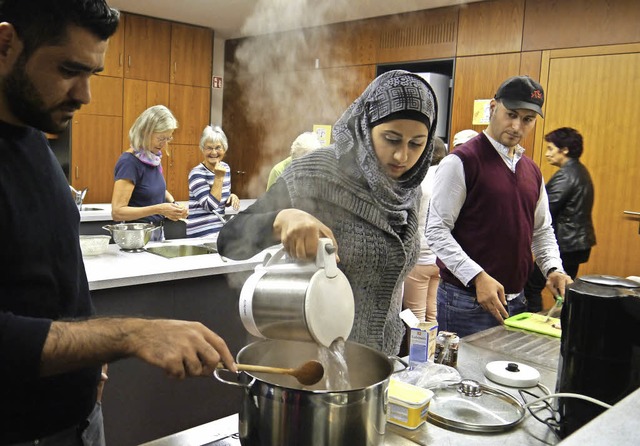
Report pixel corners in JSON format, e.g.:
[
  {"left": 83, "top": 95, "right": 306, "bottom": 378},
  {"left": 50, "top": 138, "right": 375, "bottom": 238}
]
[{"left": 217, "top": 360, "right": 325, "bottom": 386}]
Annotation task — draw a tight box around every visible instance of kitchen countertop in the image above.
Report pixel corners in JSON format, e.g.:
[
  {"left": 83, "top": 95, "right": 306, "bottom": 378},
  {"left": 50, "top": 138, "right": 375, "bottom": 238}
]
[
  {"left": 79, "top": 199, "right": 256, "bottom": 223},
  {"left": 140, "top": 326, "right": 573, "bottom": 445},
  {"left": 83, "top": 236, "right": 274, "bottom": 291}
]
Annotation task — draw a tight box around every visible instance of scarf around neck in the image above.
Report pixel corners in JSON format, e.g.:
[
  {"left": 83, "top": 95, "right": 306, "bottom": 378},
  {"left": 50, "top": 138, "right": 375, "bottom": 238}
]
[
  {"left": 132, "top": 148, "right": 163, "bottom": 173},
  {"left": 331, "top": 70, "right": 438, "bottom": 226}
]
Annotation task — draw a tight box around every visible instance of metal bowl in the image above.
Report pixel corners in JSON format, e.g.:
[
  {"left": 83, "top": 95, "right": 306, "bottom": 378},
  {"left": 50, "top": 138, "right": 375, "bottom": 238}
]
[{"left": 102, "top": 223, "right": 160, "bottom": 251}]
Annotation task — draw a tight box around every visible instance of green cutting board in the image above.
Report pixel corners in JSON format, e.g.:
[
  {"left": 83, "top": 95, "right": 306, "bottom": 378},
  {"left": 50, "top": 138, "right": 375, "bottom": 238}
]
[{"left": 504, "top": 312, "right": 561, "bottom": 338}]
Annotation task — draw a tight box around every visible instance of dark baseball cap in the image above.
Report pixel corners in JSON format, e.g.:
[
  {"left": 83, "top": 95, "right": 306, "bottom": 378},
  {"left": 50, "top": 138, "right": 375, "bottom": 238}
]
[{"left": 494, "top": 75, "right": 545, "bottom": 117}]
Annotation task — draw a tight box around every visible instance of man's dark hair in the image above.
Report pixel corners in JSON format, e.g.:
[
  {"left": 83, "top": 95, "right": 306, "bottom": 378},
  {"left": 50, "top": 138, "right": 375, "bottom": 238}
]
[
  {"left": 0, "top": 0, "right": 120, "bottom": 58},
  {"left": 544, "top": 127, "right": 584, "bottom": 159}
]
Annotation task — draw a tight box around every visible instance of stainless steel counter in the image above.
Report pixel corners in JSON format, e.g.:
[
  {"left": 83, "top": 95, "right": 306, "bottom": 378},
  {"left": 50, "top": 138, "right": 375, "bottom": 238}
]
[{"left": 142, "top": 326, "right": 564, "bottom": 445}]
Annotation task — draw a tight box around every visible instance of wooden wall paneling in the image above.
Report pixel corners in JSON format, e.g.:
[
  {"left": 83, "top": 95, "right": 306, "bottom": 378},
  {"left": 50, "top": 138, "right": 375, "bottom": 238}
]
[
  {"left": 71, "top": 115, "right": 123, "bottom": 203},
  {"left": 102, "top": 12, "right": 125, "bottom": 77},
  {"left": 449, "top": 53, "right": 521, "bottom": 144},
  {"left": 124, "top": 14, "right": 171, "bottom": 82},
  {"left": 164, "top": 143, "right": 202, "bottom": 202},
  {"left": 170, "top": 23, "right": 213, "bottom": 87},
  {"left": 539, "top": 49, "right": 640, "bottom": 278},
  {"left": 523, "top": 0, "right": 640, "bottom": 52},
  {"left": 168, "top": 84, "right": 211, "bottom": 146},
  {"left": 221, "top": 68, "right": 265, "bottom": 198},
  {"left": 518, "top": 50, "right": 542, "bottom": 158},
  {"left": 456, "top": 0, "right": 525, "bottom": 56},
  {"left": 322, "top": 20, "right": 377, "bottom": 68},
  {"left": 376, "top": 8, "right": 458, "bottom": 63},
  {"left": 77, "top": 76, "right": 123, "bottom": 117}
]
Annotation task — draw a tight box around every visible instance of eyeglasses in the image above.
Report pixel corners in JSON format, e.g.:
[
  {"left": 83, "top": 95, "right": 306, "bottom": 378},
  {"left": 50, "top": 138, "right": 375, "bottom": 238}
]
[
  {"left": 203, "top": 145, "right": 225, "bottom": 153},
  {"left": 155, "top": 136, "right": 174, "bottom": 144}
]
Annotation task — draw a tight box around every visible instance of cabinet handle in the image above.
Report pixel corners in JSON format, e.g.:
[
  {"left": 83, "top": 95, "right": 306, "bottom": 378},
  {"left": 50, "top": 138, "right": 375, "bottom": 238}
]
[
  {"left": 119, "top": 53, "right": 123, "bottom": 67},
  {"left": 128, "top": 55, "right": 131, "bottom": 67},
  {"left": 624, "top": 211, "right": 640, "bottom": 216},
  {"left": 75, "top": 166, "right": 79, "bottom": 180},
  {"left": 174, "top": 62, "right": 177, "bottom": 73},
  {"left": 235, "top": 171, "right": 246, "bottom": 175}
]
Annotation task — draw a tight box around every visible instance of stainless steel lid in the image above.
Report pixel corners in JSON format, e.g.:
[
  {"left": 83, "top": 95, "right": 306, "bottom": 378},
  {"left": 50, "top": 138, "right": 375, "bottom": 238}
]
[
  {"left": 427, "top": 379, "right": 525, "bottom": 432},
  {"left": 578, "top": 274, "right": 640, "bottom": 288}
]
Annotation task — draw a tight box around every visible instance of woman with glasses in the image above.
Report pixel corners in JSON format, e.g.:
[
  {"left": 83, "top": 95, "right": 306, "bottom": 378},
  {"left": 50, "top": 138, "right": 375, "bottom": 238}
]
[
  {"left": 186, "top": 125, "right": 240, "bottom": 237},
  {"left": 111, "top": 105, "right": 188, "bottom": 240}
]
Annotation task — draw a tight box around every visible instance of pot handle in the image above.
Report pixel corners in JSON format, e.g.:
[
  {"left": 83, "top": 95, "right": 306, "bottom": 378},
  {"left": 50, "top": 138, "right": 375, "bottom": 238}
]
[
  {"left": 389, "top": 355, "right": 409, "bottom": 373},
  {"left": 213, "top": 369, "right": 254, "bottom": 388},
  {"left": 102, "top": 225, "right": 113, "bottom": 233}
]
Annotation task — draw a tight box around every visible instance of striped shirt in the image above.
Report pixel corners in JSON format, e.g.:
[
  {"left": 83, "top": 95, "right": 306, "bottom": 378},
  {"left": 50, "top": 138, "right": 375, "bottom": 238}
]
[{"left": 186, "top": 162, "right": 231, "bottom": 237}]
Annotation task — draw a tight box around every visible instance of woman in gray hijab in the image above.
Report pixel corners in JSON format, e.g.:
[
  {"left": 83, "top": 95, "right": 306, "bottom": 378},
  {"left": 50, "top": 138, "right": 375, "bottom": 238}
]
[{"left": 218, "top": 70, "right": 437, "bottom": 355}]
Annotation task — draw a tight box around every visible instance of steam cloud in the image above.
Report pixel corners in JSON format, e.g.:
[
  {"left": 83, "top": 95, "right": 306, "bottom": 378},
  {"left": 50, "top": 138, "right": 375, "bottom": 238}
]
[{"left": 228, "top": 0, "right": 358, "bottom": 197}]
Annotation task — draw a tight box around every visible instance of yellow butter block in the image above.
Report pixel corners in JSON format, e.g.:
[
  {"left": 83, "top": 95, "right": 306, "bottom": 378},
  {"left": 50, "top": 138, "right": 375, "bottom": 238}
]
[{"left": 387, "top": 379, "right": 434, "bottom": 429}]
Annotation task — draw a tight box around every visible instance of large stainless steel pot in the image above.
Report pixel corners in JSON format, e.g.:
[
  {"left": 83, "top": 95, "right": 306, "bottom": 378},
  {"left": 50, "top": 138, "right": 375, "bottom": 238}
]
[{"left": 215, "top": 339, "right": 400, "bottom": 446}]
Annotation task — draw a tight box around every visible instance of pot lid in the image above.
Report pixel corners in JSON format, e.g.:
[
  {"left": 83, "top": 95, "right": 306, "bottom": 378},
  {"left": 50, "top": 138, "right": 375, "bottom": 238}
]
[
  {"left": 427, "top": 379, "right": 525, "bottom": 432},
  {"left": 578, "top": 274, "right": 640, "bottom": 288}
]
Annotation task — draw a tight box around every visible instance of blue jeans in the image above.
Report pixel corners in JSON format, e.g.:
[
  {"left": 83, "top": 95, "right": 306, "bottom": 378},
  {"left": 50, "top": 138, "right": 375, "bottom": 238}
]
[
  {"left": 10, "top": 403, "right": 105, "bottom": 446},
  {"left": 436, "top": 281, "right": 527, "bottom": 338}
]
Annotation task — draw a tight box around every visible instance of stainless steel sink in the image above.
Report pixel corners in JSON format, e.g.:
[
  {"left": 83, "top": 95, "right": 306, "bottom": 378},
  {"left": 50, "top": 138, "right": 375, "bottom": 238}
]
[
  {"left": 145, "top": 243, "right": 217, "bottom": 259},
  {"left": 80, "top": 206, "right": 104, "bottom": 211}
]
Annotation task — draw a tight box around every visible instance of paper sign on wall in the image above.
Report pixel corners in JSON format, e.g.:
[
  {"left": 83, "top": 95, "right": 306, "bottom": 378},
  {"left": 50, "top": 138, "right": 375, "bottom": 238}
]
[
  {"left": 313, "top": 125, "right": 332, "bottom": 147},
  {"left": 472, "top": 99, "right": 492, "bottom": 125}
]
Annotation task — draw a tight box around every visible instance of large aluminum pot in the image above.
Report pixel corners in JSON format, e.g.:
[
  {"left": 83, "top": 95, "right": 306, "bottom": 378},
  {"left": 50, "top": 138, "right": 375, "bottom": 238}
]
[
  {"left": 215, "top": 339, "right": 401, "bottom": 446},
  {"left": 102, "top": 223, "right": 160, "bottom": 251}
]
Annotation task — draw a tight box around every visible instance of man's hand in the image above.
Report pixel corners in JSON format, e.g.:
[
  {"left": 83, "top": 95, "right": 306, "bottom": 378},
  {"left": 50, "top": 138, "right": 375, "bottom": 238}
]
[
  {"left": 473, "top": 271, "right": 509, "bottom": 323},
  {"left": 273, "top": 209, "right": 337, "bottom": 261},
  {"left": 546, "top": 271, "right": 573, "bottom": 299},
  {"left": 127, "top": 319, "right": 236, "bottom": 379}
]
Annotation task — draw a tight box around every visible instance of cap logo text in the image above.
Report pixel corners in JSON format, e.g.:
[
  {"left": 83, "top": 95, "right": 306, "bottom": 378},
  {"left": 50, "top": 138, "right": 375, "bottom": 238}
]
[{"left": 531, "top": 90, "right": 543, "bottom": 100}]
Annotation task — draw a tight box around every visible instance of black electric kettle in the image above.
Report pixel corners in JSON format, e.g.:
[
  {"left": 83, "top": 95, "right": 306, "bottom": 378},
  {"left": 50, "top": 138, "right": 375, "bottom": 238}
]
[{"left": 556, "top": 274, "right": 640, "bottom": 437}]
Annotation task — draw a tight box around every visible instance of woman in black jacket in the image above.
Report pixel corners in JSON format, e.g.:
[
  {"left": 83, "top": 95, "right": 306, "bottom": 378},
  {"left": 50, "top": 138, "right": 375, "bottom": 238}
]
[{"left": 525, "top": 127, "right": 596, "bottom": 312}]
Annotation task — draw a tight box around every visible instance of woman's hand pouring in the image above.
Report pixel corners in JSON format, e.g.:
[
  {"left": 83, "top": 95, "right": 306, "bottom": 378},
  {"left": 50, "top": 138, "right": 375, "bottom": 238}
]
[{"left": 273, "top": 209, "right": 338, "bottom": 261}]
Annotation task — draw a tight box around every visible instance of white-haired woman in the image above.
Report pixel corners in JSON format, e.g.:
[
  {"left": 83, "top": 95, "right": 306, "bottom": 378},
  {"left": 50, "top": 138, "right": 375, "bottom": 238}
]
[
  {"left": 111, "top": 105, "right": 188, "bottom": 240},
  {"left": 186, "top": 125, "right": 240, "bottom": 237}
]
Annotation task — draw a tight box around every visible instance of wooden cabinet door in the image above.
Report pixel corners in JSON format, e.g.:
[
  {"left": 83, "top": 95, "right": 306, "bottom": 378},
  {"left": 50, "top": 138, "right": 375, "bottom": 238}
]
[
  {"left": 165, "top": 143, "right": 203, "bottom": 202},
  {"left": 102, "top": 12, "right": 125, "bottom": 77},
  {"left": 169, "top": 84, "right": 211, "bottom": 146},
  {"left": 170, "top": 23, "right": 213, "bottom": 87},
  {"left": 122, "top": 79, "right": 170, "bottom": 149},
  {"left": 124, "top": 15, "right": 171, "bottom": 82},
  {"left": 71, "top": 115, "right": 123, "bottom": 204},
  {"left": 77, "top": 76, "right": 123, "bottom": 117}
]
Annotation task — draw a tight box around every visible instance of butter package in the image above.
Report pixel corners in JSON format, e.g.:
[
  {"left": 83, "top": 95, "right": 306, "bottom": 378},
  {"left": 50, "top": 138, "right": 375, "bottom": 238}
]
[{"left": 387, "top": 379, "right": 434, "bottom": 429}]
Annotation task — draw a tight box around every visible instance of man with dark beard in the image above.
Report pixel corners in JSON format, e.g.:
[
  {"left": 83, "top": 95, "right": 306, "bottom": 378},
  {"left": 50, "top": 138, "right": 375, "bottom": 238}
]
[{"left": 0, "top": 2, "right": 235, "bottom": 444}]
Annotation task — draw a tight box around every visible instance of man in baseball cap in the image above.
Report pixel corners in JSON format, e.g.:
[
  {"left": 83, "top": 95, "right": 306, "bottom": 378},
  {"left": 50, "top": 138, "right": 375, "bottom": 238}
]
[
  {"left": 495, "top": 75, "right": 545, "bottom": 117},
  {"left": 425, "top": 75, "right": 571, "bottom": 338}
]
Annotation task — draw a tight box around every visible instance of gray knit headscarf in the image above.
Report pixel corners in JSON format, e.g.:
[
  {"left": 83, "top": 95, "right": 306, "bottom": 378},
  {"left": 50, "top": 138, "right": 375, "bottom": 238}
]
[{"left": 332, "top": 70, "right": 438, "bottom": 226}]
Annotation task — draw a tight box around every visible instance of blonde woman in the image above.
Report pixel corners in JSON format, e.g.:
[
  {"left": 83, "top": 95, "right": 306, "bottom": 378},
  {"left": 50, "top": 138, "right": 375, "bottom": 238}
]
[{"left": 111, "top": 105, "right": 188, "bottom": 240}]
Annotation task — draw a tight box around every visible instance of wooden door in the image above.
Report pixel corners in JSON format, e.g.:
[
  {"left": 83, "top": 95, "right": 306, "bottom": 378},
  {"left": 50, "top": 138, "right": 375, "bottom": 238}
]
[
  {"left": 166, "top": 85, "right": 210, "bottom": 201},
  {"left": 102, "top": 12, "right": 125, "bottom": 77},
  {"left": 164, "top": 143, "right": 203, "bottom": 202},
  {"left": 536, "top": 45, "right": 640, "bottom": 278},
  {"left": 71, "top": 115, "right": 123, "bottom": 203},
  {"left": 170, "top": 23, "right": 213, "bottom": 87},
  {"left": 124, "top": 15, "right": 171, "bottom": 82},
  {"left": 168, "top": 84, "right": 211, "bottom": 146},
  {"left": 77, "top": 76, "right": 123, "bottom": 117},
  {"left": 122, "top": 79, "right": 170, "bottom": 149}
]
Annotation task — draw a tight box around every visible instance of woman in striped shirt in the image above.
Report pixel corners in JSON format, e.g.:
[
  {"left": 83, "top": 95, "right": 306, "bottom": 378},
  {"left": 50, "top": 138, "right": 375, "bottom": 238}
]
[{"left": 186, "top": 125, "right": 240, "bottom": 237}]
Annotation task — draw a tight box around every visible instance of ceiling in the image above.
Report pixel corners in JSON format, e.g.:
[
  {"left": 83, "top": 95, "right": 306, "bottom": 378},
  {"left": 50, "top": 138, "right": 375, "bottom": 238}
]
[{"left": 108, "top": 0, "right": 482, "bottom": 40}]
